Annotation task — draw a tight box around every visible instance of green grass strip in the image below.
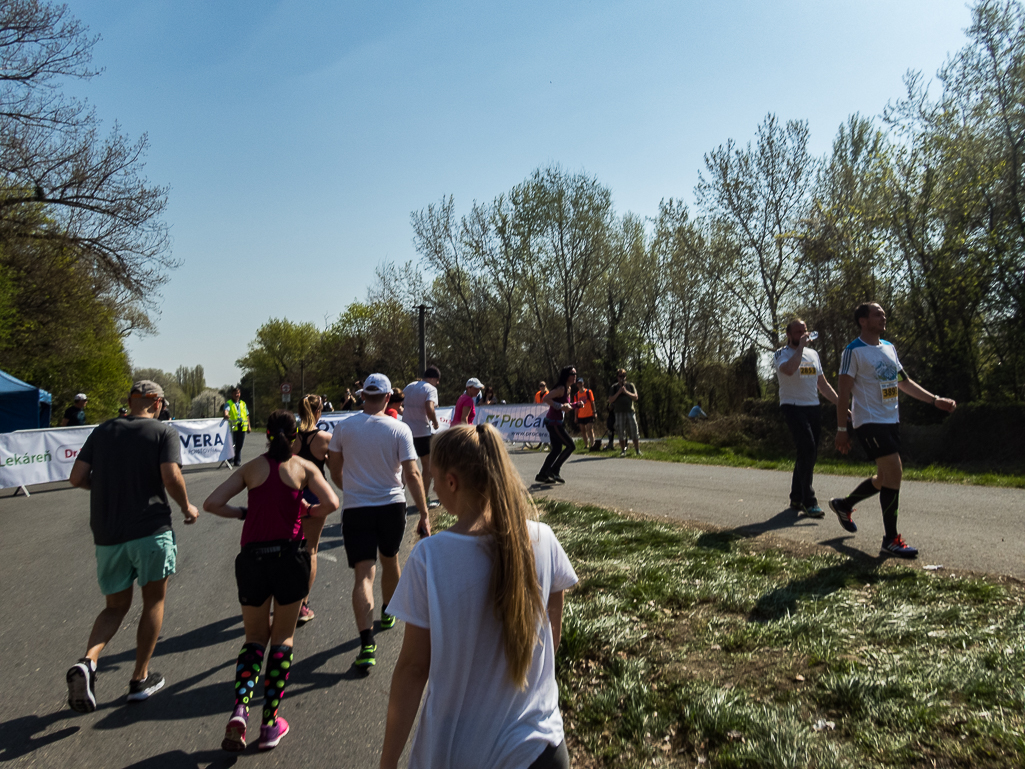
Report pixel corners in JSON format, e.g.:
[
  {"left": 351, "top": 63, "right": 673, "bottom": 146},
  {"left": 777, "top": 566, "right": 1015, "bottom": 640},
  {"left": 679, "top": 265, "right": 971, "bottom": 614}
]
[
  {"left": 533, "top": 499, "right": 1025, "bottom": 768},
  {"left": 626, "top": 438, "right": 1025, "bottom": 489}
]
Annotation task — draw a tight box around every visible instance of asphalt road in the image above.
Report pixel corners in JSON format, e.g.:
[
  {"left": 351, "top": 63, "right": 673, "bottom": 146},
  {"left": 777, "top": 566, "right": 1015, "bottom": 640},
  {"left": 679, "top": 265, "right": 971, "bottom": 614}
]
[
  {"left": 511, "top": 447, "right": 1025, "bottom": 579},
  {"left": 2, "top": 441, "right": 1022, "bottom": 768}
]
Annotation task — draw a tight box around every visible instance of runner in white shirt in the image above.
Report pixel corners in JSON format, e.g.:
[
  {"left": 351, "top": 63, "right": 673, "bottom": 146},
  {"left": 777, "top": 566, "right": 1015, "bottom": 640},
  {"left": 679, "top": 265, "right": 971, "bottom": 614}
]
[
  {"left": 327, "top": 373, "right": 430, "bottom": 671},
  {"left": 772, "top": 318, "right": 840, "bottom": 518},
  {"left": 402, "top": 366, "right": 441, "bottom": 516},
  {"left": 830, "top": 303, "right": 957, "bottom": 558},
  {"left": 380, "top": 423, "right": 577, "bottom": 769}
]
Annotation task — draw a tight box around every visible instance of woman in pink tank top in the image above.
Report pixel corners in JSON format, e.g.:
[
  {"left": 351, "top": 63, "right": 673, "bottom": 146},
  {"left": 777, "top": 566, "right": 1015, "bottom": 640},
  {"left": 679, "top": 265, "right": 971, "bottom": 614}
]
[{"left": 204, "top": 410, "right": 338, "bottom": 752}]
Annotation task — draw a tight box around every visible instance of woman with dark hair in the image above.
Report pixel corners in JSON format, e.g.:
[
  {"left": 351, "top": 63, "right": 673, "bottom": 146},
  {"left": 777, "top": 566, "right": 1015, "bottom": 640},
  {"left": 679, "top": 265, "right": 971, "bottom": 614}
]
[
  {"left": 291, "top": 395, "right": 333, "bottom": 625},
  {"left": 535, "top": 366, "right": 580, "bottom": 485},
  {"left": 481, "top": 386, "right": 497, "bottom": 406},
  {"left": 204, "top": 410, "right": 338, "bottom": 752}
]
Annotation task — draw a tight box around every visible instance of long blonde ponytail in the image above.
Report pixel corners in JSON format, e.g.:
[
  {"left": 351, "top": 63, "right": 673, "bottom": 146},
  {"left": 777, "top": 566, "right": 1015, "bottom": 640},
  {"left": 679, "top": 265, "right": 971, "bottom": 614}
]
[
  {"left": 299, "top": 394, "right": 321, "bottom": 432},
  {"left": 431, "top": 424, "right": 545, "bottom": 689}
]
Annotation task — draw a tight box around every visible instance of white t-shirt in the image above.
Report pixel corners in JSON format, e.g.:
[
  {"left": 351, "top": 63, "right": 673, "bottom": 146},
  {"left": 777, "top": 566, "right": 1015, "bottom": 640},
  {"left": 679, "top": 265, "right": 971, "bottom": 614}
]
[
  {"left": 388, "top": 521, "right": 578, "bottom": 769},
  {"left": 839, "top": 338, "right": 905, "bottom": 428},
  {"left": 773, "top": 346, "right": 822, "bottom": 406},
  {"left": 403, "top": 380, "right": 439, "bottom": 439},
  {"left": 327, "top": 412, "right": 416, "bottom": 508}
]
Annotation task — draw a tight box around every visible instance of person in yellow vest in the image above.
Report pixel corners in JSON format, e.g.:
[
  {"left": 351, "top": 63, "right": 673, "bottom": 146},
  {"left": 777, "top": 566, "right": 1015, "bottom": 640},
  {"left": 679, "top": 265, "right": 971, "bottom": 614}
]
[{"left": 222, "top": 387, "right": 251, "bottom": 467}]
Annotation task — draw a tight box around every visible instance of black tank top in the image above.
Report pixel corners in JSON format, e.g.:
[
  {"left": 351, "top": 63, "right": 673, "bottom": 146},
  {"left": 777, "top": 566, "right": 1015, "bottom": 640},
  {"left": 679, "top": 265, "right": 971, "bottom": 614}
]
[{"left": 297, "top": 430, "right": 326, "bottom": 472}]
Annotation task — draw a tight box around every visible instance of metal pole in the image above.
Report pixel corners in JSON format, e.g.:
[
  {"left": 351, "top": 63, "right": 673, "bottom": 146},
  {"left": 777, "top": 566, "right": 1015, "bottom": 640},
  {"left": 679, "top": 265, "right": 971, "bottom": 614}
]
[
  {"left": 301, "top": 359, "right": 305, "bottom": 395},
  {"left": 417, "top": 304, "right": 427, "bottom": 375}
]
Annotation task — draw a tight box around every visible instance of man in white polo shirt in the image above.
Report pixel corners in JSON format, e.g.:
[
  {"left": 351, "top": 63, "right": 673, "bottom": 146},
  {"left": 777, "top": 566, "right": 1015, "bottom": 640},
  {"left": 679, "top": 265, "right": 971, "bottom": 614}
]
[
  {"left": 328, "top": 373, "right": 430, "bottom": 671},
  {"left": 831, "top": 303, "right": 956, "bottom": 558},
  {"left": 402, "top": 366, "right": 441, "bottom": 514},
  {"left": 773, "top": 318, "right": 840, "bottom": 518}
]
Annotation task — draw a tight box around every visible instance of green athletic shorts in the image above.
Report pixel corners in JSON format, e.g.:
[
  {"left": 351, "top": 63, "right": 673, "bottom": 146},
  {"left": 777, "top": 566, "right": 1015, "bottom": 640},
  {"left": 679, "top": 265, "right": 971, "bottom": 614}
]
[{"left": 95, "top": 530, "right": 177, "bottom": 595}]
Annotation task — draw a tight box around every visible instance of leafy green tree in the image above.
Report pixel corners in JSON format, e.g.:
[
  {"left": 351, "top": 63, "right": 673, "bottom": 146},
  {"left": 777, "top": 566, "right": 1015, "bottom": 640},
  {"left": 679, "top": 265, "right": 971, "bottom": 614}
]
[
  {"left": 697, "top": 114, "right": 818, "bottom": 352},
  {"left": 236, "top": 318, "right": 321, "bottom": 417}
]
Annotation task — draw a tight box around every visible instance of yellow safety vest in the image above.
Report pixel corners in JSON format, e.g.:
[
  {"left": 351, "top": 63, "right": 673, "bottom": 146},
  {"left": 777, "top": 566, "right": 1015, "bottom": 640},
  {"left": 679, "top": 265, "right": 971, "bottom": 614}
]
[{"left": 227, "top": 400, "right": 249, "bottom": 431}]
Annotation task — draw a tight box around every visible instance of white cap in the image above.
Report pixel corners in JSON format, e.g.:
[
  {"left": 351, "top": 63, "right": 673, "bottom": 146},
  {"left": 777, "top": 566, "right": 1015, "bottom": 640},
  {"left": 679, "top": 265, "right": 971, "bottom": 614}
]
[
  {"left": 362, "top": 373, "right": 392, "bottom": 394},
  {"left": 465, "top": 377, "right": 483, "bottom": 389},
  {"left": 75, "top": 393, "right": 88, "bottom": 402}
]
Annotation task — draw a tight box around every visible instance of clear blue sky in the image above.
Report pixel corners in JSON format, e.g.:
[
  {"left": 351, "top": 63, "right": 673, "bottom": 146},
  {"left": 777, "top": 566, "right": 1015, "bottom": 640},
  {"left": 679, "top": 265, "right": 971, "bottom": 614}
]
[{"left": 65, "top": 0, "right": 972, "bottom": 388}]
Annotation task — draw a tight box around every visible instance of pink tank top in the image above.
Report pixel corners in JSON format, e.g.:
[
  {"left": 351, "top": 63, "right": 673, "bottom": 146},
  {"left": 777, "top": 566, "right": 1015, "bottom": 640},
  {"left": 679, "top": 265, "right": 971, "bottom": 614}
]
[{"left": 240, "top": 456, "right": 304, "bottom": 546}]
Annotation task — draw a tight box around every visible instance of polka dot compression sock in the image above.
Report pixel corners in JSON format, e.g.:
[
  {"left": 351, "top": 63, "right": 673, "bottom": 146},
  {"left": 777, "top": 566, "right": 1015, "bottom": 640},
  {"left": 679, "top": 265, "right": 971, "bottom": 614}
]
[
  {"left": 263, "top": 644, "right": 293, "bottom": 726},
  {"left": 233, "top": 642, "right": 265, "bottom": 715}
]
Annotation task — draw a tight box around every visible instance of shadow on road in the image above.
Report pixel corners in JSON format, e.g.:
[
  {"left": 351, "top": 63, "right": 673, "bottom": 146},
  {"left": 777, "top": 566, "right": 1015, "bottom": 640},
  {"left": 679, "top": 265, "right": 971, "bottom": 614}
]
[
  {"left": 121, "top": 748, "right": 238, "bottom": 768},
  {"left": 0, "top": 711, "right": 79, "bottom": 762},
  {"left": 100, "top": 617, "right": 245, "bottom": 670}
]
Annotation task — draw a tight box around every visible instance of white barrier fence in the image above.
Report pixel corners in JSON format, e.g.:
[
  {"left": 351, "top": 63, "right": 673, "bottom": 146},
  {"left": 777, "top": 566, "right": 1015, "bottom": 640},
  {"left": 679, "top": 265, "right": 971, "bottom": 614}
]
[
  {"left": 0, "top": 418, "right": 234, "bottom": 492},
  {"left": 316, "top": 403, "right": 548, "bottom": 443},
  {"left": 1, "top": 404, "right": 553, "bottom": 493}
]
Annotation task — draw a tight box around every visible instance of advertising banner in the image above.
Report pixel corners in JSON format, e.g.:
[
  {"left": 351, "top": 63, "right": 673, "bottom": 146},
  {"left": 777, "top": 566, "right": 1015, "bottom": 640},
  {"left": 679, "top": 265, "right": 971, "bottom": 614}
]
[
  {"left": 306, "top": 404, "right": 545, "bottom": 444},
  {"left": 0, "top": 418, "right": 234, "bottom": 490},
  {"left": 473, "top": 403, "right": 549, "bottom": 443},
  {"left": 170, "top": 418, "right": 234, "bottom": 466}
]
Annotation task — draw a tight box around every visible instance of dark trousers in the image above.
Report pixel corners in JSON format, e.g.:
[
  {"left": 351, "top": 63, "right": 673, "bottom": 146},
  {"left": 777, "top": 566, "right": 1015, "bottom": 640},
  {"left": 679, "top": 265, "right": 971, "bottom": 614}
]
[
  {"left": 781, "top": 404, "right": 821, "bottom": 508},
  {"left": 528, "top": 740, "right": 570, "bottom": 769},
  {"left": 232, "top": 429, "right": 246, "bottom": 466},
  {"left": 540, "top": 420, "right": 575, "bottom": 477}
]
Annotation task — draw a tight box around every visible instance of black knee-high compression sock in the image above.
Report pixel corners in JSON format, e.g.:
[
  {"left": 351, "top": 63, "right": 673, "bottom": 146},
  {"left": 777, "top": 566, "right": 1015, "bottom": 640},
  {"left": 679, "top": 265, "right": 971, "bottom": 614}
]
[
  {"left": 263, "top": 644, "right": 293, "bottom": 726},
  {"left": 233, "top": 642, "right": 265, "bottom": 714},
  {"left": 879, "top": 486, "right": 900, "bottom": 539},
  {"left": 360, "top": 628, "right": 375, "bottom": 647},
  {"left": 845, "top": 478, "right": 880, "bottom": 506}
]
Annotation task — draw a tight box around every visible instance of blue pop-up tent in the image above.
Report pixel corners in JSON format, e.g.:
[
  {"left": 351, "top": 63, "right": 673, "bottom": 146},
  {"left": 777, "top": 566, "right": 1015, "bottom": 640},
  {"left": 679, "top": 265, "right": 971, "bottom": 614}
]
[{"left": 0, "top": 369, "right": 52, "bottom": 433}]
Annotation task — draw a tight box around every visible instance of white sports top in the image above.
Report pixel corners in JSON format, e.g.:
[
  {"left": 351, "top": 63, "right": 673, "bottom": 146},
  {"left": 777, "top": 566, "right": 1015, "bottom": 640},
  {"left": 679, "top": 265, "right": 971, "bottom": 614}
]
[
  {"left": 839, "top": 338, "right": 905, "bottom": 428},
  {"left": 773, "top": 346, "right": 822, "bottom": 406}
]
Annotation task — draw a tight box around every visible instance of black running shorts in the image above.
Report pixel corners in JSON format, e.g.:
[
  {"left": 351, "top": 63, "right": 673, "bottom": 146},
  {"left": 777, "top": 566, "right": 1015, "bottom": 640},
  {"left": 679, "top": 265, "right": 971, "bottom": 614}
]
[
  {"left": 412, "top": 435, "right": 432, "bottom": 458},
  {"left": 342, "top": 503, "right": 406, "bottom": 568},
  {"left": 235, "top": 540, "right": 311, "bottom": 607},
  {"left": 854, "top": 422, "right": 901, "bottom": 461},
  {"left": 577, "top": 416, "right": 595, "bottom": 425}
]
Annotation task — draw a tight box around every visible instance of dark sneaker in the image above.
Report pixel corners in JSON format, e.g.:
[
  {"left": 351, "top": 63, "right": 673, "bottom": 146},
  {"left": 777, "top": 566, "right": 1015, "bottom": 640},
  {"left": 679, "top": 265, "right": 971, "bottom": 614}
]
[
  {"left": 881, "top": 534, "right": 919, "bottom": 558},
  {"left": 550, "top": 474, "right": 566, "bottom": 484},
  {"left": 296, "top": 603, "right": 315, "bottom": 625},
  {"left": 591, "top": 441, "right": 602, "bottom": 451},
  {"left": 222, "top": 706, "right": 248, "bottom": 752},
  {"left": 258, "top": 716, "right": 290, "bottom": 750},
  {"left": 355, "top": 643, "right": 377, "bottom": 669},
  {"left": 380, "top": 611, "right": 396, "bottom": 630},
  {"left": 67, "top": 658, "right": 97, "bottom": 713},
  {"left": 828, "top": 498, "right": 858, "bottom": 533},
  {"left": 534, "top": 473, "right": 554, "bottom": 484},
  {"left": 804, "top": 505, "right": 825, "bottom": 519},
  {"left": 126, "top": 672, "right": 165, "bottom": 702}
]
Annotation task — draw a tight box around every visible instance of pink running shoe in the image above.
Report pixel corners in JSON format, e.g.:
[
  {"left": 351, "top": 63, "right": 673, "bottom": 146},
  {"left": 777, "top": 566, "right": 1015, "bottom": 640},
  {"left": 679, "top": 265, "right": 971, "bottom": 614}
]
[
  {"left": 258, "top": 717, "right": 290, "bottom": 750},
  {"left": 221, "top": 707, "right": 248, "bottom": 752},
  {"left": 296, "top": 603, "right": 315, "bottom": 625}
]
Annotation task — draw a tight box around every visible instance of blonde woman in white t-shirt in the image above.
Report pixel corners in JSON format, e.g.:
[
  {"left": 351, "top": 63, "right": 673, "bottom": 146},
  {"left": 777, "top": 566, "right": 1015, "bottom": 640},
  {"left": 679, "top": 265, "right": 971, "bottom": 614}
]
[{"left": 380, "top": 423, "right": 578, "bottom": 769}]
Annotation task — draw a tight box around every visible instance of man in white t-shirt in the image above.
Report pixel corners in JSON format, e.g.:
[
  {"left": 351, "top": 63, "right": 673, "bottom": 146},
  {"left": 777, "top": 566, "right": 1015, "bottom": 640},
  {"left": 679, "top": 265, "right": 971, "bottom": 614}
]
[
  {"left": 402, "top": 366, "right": 441, "bottom": 512},
  {"left": 773, "top": 318, "right": 840, "bottom": 518},
  {"left": 830, "top": 303, "right": 956, "bottom": 558},
  {"left": 328, "top": 373, "right": 430, "bottom": 670}
]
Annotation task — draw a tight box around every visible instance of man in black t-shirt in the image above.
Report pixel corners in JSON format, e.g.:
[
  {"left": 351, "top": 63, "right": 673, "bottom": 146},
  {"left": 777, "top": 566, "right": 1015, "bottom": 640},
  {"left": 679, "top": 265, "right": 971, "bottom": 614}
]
[
  {"left": 61, "top": 393, "right": 88, "bottom": 426},
  {"left": 64, "top": 380, "right": 199, "bottom": 714}
]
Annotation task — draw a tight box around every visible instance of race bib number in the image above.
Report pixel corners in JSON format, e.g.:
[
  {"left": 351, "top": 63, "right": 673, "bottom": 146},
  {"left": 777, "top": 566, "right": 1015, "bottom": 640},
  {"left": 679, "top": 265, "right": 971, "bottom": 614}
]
[
  {"left": 799, "top": 365, "right": 816, "bottom": 377},
  {"left": 880, "top": 381, "right": 898, "bottom": 401}
]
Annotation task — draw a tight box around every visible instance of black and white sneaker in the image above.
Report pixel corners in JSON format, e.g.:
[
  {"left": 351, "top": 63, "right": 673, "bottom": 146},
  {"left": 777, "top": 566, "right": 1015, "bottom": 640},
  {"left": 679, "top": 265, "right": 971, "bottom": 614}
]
[
  {"left": 126, "top": 672, "right": 165, "bottom": 702},
  {"left": 67, "top": 658, "right": 97, "bottom": 713}
]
